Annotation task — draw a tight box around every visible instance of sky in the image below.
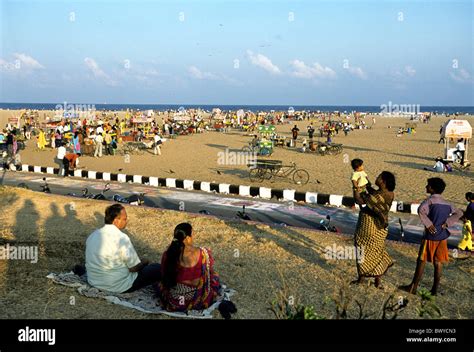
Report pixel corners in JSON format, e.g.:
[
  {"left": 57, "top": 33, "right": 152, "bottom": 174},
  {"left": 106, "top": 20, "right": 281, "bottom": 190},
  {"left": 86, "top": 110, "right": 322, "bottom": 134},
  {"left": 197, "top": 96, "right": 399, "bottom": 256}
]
[{"left": 0, "top": 0, "right": 473, "bottom": 106}]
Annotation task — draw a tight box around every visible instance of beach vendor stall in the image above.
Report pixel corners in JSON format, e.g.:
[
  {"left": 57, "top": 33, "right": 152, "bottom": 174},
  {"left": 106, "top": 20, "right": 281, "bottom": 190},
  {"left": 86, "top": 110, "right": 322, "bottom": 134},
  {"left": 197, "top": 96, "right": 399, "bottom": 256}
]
[
  {"left": 172, "top": 114, "right": 192, "bottom": 134},
  {"left": 441, "top": 119, "right": 471, "bottom": 166},
  {"left": 130, "top": 115, "right": 154, "bottom": 141},
  {"left": 258, "top": 124, "right": 276, "bottom": 138},
  {"left": 211, "top": 110, "right": 225, "bottom": 131}
]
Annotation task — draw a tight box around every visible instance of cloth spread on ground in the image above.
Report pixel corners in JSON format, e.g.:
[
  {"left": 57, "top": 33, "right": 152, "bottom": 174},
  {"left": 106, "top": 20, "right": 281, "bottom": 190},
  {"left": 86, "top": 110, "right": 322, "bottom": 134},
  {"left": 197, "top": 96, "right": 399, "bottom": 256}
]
[{"left": 46, "top": 271, "right": 236, "bottom": 319}]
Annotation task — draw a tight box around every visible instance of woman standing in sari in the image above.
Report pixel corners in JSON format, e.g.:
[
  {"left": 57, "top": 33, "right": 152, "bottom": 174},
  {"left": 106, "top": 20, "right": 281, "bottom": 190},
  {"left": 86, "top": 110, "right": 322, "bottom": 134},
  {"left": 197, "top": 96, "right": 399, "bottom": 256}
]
[
  {"left": 156, "top": 223, "right": 221, "bottom": 312},
  {"left": 352, "top": 171, "right": 396, "bottom": 288},
  {"left": 37, "top": 129, "right": 46, "bottom": 150},
  {"left": 73, "top": 131, "right": 81, "bottom": 154}
]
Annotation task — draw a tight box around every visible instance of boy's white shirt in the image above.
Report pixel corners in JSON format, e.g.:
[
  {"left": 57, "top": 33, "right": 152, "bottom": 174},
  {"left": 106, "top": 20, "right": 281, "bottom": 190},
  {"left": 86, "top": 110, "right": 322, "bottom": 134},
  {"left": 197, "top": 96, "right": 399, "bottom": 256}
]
[{"left": 351, "top": 171, "right": 369, "bottom": 187}]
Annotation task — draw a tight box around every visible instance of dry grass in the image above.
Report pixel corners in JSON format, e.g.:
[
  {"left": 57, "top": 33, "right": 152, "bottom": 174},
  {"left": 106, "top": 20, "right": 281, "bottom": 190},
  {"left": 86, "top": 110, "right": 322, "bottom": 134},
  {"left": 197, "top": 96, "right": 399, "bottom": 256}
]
[{"left": 0, "top": 186, "right": 472, "bottom": 319}]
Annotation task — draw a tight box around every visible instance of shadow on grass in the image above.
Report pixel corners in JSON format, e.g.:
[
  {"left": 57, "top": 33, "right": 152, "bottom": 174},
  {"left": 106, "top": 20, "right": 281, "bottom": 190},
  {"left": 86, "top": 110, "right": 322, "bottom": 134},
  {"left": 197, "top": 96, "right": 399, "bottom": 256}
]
[{"left": 225, "top": 220, "right": 334, "bottom": 271}]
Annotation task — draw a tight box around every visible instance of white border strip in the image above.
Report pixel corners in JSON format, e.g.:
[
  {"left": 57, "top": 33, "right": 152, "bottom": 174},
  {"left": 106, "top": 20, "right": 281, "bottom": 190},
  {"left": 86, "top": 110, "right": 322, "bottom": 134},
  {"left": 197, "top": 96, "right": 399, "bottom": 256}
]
[
  {"left": 183, "top": 180, "right": 194, "bottom": 190},
  {"left": 133, "top": 175, "right": 142, "bottom": 184},
  {"left": 166, "top": 178, "right": 176, "bottom": 188},
  {"left": 118, "top": 174, "right": 127, "bottom": 183},
  {"left": 15, "top": 166, "right": 420, "bottom": 214},
  {"left": 329, "top": 195, "right": 344, "bottom": 207},
  {"left": 219, "top": 184, "right": 230, "bottom": 194},
  {"left": 149, "top": 177, "right": 159, "bottom": 187}
]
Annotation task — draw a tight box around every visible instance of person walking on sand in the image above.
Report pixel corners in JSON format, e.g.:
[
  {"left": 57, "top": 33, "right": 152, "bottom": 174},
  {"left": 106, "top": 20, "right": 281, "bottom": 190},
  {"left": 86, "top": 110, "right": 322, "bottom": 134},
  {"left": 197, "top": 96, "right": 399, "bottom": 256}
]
[
  {"left": 94, "top": 132, "right": 103, "bottom": 158},
  {"left": 73, "top": 131, "right": 81, "bottom": 154},
  {"left": 291, "top": 124, "right": 299, "bottom": 147},
  {"left": 56, "top": 144, "right": 66, "bottom": 176},
  {"left": 399, "top": 178, "right": 462, "bottom": 295},
  {"left": 153, "top": 132, "right": 162, "bottom": 156},
  {"left": 438, "top": 125, "right": 445, "bottom": 144},
  {"left": 37, "top": 129, "right": 46, "bottom": 150}
]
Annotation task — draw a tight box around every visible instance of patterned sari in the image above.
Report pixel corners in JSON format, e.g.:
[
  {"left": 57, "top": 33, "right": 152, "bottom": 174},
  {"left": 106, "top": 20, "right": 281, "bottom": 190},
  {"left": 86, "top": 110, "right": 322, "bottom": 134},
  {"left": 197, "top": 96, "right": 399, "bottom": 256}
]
[
  {"left": 354, "top": 189, "right": 394, "bottom": 277},
  {"left": 156, "top": 247, "right": 221, "bottom": 312}
]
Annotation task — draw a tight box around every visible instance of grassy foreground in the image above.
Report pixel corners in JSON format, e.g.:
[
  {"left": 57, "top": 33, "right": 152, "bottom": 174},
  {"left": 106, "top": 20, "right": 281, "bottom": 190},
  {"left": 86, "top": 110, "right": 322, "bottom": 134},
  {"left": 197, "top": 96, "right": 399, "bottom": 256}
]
[{"left": 0, "top": 186, "right": 472, "bottom": 319}]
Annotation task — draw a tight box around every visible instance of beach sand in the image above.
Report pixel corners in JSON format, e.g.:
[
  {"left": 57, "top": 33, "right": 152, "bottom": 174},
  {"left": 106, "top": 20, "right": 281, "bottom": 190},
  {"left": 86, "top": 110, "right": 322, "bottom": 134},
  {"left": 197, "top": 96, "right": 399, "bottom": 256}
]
[{"left": 3, "top": 109, "right": 472, "bottom": 207}]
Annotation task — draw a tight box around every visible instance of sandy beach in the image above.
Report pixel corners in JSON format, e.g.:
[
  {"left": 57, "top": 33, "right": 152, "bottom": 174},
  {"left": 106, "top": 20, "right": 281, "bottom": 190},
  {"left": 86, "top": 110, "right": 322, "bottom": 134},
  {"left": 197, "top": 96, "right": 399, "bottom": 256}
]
[{"left": 2, "top": 109, "right": 472, "bottom": 208}]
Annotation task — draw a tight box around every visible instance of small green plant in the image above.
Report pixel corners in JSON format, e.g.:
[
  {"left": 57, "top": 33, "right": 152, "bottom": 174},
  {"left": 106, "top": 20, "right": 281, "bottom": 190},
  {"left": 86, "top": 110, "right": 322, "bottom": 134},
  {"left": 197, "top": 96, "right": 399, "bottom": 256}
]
[
  {"left": 269, "top": 299, "right": 325, "bottom": 320},
  {"left": 288, "top": 305, "right": 325, "bottom": 320},
  {"left": 416, "top": 288, "right": 441, "bottom": 318}
]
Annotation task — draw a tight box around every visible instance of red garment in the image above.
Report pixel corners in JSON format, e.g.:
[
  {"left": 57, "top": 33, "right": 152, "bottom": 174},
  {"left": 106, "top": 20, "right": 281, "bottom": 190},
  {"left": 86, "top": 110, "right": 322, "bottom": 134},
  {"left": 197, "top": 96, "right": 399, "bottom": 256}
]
[
  {"left": 161, "top": 248, "right": 214, "bottom": 283},
  {"left": 64, "top": 153, "right": 78, "bottom": 168}
]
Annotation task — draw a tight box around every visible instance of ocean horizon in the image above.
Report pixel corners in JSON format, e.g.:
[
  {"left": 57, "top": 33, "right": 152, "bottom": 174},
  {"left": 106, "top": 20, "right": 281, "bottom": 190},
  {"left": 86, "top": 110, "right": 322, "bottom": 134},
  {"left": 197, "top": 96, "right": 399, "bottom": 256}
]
[{"left": 1, "top": 102, "right": 473, "bottom": 114}]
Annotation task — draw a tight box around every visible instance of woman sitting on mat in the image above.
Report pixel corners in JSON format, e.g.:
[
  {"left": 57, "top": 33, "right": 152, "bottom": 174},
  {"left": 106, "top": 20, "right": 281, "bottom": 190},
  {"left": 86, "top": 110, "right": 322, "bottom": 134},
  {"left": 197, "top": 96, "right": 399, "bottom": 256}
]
[{"left": 156, "top": 222, "right": 221, "bottom": 312}]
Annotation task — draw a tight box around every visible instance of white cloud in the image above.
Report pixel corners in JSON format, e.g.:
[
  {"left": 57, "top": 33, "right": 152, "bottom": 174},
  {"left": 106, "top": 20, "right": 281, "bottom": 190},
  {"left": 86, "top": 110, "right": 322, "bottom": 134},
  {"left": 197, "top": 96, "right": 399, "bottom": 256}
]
[
  {"left": 188, "top": 66, "right": 243, "bottom": 86},
  {"left": 188, "top": 66, "right": 220, "bottom": 80},
  {"left": 13, "top": 53, "right": 44, "bottom": 69},
  {"left": 347, "top": 66, "right": 368, "bottom": 80},
  {"left": 449, "top": 68, "right": 471, "bottom": 83},
  {"left": 404, "top": 65, "right": 416, "bottom": 77},
  {"left": 246, "top": 50, "right": 281, "bottom": 75},
  {"left": 84, "top": 57, "right": 117, "bottom": 86},
  {"left": 290, "top": 59, "right": 336, "bottom": 79},
  {"left": 1, "top": 53, "right": 44, "bottom": 73},
  {"left": 391, "top": 65, "right": 416, "bottom": 81}
]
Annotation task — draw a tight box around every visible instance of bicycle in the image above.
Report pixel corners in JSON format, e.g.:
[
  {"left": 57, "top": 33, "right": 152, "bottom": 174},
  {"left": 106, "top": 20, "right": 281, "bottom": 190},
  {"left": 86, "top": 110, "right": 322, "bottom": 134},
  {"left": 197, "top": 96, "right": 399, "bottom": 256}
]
[
  {"left": 118, "top": 142, "right": 146, "bottom": 156},
  {"left": 248, "top": 159, "right": 310, "bottom": 185}
]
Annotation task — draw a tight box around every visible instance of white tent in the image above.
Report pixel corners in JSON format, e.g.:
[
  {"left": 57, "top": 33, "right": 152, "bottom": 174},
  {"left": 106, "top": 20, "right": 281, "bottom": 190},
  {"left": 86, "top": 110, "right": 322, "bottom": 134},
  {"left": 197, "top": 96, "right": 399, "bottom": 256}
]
[
  {"left": 173, "top": 115, "right": 191, "bottom": 122},
  {"left": 442, "top": 119, "right": 471, "bottom": 163},
  {"left": 442, "top": 119, "right": 472, "bottom": 139}
]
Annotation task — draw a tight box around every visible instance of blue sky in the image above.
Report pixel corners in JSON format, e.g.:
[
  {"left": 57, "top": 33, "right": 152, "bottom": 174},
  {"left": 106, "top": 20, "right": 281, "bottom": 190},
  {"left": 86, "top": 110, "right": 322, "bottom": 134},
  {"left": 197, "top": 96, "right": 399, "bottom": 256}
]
[{"left": 0, "top": 0, "right": 473, "bottom": 105}]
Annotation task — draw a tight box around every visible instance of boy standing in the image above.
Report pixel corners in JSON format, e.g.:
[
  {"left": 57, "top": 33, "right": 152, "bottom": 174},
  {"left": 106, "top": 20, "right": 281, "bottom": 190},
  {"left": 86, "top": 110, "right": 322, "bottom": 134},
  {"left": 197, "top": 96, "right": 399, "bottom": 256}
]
[{"left": 400, "top": 178, "right": 462, "bottom": 295}]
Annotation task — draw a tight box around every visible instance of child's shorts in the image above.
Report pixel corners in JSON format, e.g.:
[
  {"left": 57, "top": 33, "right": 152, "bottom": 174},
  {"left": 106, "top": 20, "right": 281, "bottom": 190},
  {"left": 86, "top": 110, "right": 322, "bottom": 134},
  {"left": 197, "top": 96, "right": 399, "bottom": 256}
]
[{"left": 418, "top": 239, "right": 449, "bottom": 263}]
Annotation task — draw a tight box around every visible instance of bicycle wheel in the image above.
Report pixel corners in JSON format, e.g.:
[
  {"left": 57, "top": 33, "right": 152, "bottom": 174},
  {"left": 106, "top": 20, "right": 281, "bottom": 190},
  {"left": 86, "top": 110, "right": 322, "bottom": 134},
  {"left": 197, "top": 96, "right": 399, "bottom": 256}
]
[
  {"left": 122, "top": 144, "right": 132, "bottom": 154},
  {"left": 249, "top": 168, "right": 266, "bottom": 182},
  {"left": 293, "top": 169, "right": 310, "bottom": 185}
]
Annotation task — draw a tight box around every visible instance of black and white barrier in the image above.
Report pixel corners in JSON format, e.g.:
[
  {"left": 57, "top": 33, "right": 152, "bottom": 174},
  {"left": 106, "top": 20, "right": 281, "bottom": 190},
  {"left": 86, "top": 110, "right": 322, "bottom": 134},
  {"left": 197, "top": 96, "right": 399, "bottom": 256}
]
[{"left": 13, "top": 164, "right": 421, "bottom": 215}]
